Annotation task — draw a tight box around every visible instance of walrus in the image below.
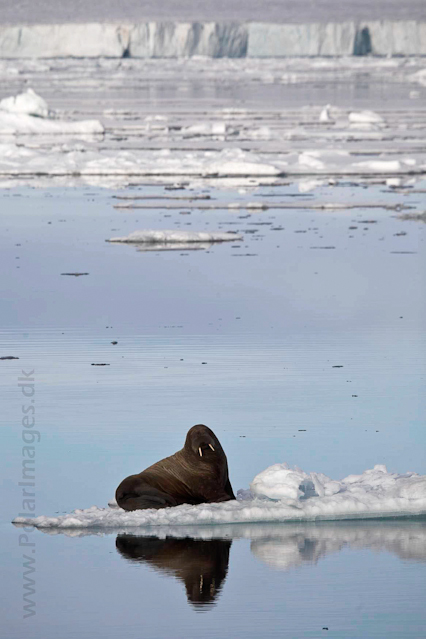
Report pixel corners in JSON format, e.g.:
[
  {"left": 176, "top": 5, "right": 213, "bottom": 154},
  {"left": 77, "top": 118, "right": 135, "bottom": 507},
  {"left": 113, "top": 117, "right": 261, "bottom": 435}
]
[
  {"left": 115, "top": 424, "right": 235, "bottom": 511},
  {"left": 116, "top": 534, "right": 232, "bottom": 607}
]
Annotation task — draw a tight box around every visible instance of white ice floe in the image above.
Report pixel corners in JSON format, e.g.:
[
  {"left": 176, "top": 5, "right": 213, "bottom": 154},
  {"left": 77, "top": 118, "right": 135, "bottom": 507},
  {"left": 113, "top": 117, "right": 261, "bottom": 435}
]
[
  {"left": 348, "top": 110, "right": 385, "bottom": 130},
  {"left": 12, "top": 464, "right": 426, "bottom": 529},
  {"left": 409, "top": 68, "right": 426, "bottom": 87},
  {"left": 0, "top": 89, "right": 104, "bottom": 134},
  {"left": 182, "top": 122, "right": 226, "bottom": 136},
  {"left": 0, "top": 88, "right": 49, "bottom": 117},
  {"left": 107, "top": 230, "right": 243, "bottom": 243},
  {"left": 354, "top": 160, "right": 401, "bottom": 173},
  {"left": 319, "top": 104, "right": 334, "bottom": 123},
  {"left": 0, "top": 113, "right": 105, "bottom": 135}
]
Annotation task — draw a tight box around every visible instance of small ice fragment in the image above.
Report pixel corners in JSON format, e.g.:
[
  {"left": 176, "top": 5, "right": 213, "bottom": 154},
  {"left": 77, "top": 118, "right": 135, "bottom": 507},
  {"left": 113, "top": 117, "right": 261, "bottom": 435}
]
[{"left": 319, "top": 105, "right": 333, "bottom": 123}]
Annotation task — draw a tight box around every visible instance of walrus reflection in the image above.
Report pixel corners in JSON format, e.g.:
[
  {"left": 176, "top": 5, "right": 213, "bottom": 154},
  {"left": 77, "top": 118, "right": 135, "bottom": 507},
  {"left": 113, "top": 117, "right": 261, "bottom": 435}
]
[
  {"left": 116, "top": 424, "right": 235, "bottom": 511},
  {"left": 116, "top": 535, "right": 232, "bottom": 608}
]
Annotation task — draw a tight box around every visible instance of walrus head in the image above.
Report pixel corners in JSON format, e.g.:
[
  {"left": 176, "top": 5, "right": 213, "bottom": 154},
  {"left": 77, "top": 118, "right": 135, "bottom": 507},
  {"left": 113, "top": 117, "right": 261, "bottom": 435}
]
[{"left": 184, "top": 424, "right": 223, "bottom": 459}]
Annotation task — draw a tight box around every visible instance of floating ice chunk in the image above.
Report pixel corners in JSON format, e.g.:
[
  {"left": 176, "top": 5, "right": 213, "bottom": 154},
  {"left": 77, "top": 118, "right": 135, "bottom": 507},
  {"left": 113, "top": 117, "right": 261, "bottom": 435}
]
[
  {"left": 12, "top": 464, "right": 426, "bottom": 529},
  {"left": 348, "top": 110, "right": 385, "bottom": 124},
  {"left": 409, "top": 68, "right": 426, "bottom": 87},
  {"left": 319, "top": 104, "right": 334, "bottom": 123},
  {"left": 0, "top": 88, "right": 49, "bottom": 117},
  {"left": 0, "top": 112, "right": 104, "bottom": 134},
  {"left": 246, "top": 127, "right": 272, "bottom": 139},
  {"left": 107, "top": 230, "right": 243, "bottom": 243},
  {"left": 183, "top": 122, "right": 226, "bottom": 136},
  {"left": 208, "top": 160, "right": 280, "bottom": 176},
  {"left": 354, "top": 160, "right": 401, "bottom": 172},
  {"left": 0, "top": 88, "right": 104, "bottom": 134},
  {"left": 298, "top": 152, "right": 325, "bottom": 170},
  {"left": 387, "top": 178, "right": 402, "bottom": 187}
]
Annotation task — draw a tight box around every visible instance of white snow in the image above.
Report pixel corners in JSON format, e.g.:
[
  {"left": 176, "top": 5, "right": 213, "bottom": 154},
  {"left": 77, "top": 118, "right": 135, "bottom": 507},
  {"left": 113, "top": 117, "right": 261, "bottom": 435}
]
[
  {"left": 12, "top": 464, "right": 426, "bottom": 529},
  {"left": 107, "top": 230, "right": 243, "bottom": 243}
]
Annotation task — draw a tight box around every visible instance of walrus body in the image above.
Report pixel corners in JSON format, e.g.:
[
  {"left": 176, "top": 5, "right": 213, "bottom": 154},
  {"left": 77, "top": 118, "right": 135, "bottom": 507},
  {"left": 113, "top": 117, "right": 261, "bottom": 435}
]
[{"left": 115, "top": 424, "right": 235, "bottom": 511}]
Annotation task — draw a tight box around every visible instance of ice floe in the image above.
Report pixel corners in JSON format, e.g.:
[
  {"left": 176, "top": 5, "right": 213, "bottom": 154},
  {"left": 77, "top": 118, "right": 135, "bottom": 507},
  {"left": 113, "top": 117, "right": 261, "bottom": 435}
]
[
  {"left": 348, "top": 110, "right": 385, "bottom": 125},
  {"left": 0, "top": 88, "right": 49, "bottom": 117},
  {"left": 319, "top": 104, "right": 333, "bottom": 123},
  {"left": 0, "top": 89, "right": 104, "bottom": 135},
  {"left": 107, "top": 230, "right": 243, "bottom": 243},
  {"left": 12, "top": 464, "right": 426, "bottom": 529}
]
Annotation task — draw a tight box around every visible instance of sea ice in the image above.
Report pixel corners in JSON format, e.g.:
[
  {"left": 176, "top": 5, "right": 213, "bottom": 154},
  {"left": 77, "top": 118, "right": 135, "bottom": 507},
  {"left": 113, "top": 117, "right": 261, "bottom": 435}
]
[
  {"left": 107, "top": 230, "right": 243, "bottom": 243},
  {"left": 0, "top": 89, "right": 104, "bottom": 134},
  {"left": 319, "top": 104, "right": 334, "bottom": 123},
  {"left": 348, "top": 110, "right": 385, "bottom": 125},
  {"left": 0, "top": 88, "right": 49, "bottom": 117},
  {"left": 12, "top": 464, "right": 426, "bottom": 529}
]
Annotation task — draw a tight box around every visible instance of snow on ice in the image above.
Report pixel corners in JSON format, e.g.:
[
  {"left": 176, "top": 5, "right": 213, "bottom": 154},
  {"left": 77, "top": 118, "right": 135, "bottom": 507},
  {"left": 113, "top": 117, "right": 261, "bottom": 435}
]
[{"left": 12, "top": 464, "right": 426, "bottom": 529}]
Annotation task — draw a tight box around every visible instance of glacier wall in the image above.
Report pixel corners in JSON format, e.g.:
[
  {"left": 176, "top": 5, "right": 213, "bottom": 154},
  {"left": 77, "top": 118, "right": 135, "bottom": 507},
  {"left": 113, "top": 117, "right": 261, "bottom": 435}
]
[{"left": 0, "top": 21, "right": 425, "bottom": 58}]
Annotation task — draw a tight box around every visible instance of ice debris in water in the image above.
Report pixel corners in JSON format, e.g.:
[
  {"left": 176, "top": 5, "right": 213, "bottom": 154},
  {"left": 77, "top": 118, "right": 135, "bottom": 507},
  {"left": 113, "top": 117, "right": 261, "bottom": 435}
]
[
  {"left": 319, "top": 104, "right": 334, "bottom": 123},
  {"left": 12, "top": 464, "right": 426, "bottom": 529},
  {"left": 0, "top": 88, "right": 104, "bottom": 134},
  {"left": 348, "top": 110, "right": 385, "bottom": 127},
  {"left": 107, "top": 230, "right": 243, "bottom": 243},
  {"left": 0, "top": 88, "right": 49, "bottom": 117}
]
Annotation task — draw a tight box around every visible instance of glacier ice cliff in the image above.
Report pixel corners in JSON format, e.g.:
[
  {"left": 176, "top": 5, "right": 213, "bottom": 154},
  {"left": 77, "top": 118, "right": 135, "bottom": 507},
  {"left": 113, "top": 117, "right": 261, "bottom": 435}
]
[{"left": 0, "top": 21, "right": 425, "bottom": 58}]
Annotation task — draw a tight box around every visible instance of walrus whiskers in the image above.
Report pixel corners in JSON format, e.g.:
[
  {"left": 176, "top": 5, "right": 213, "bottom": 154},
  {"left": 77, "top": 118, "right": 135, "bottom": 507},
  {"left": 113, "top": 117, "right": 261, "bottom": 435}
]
[
  {"left": 209, "top": 444, "right": 215, "bottom": 451},
  {"left": 199, "top": 447, "right": 203, "bottom": 457}
]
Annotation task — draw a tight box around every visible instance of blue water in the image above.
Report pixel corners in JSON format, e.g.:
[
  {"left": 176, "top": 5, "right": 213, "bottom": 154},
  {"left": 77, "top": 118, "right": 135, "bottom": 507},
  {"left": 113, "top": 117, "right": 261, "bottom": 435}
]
[{"left": 1, "top": 181, "right": 425, "bottom": 637}]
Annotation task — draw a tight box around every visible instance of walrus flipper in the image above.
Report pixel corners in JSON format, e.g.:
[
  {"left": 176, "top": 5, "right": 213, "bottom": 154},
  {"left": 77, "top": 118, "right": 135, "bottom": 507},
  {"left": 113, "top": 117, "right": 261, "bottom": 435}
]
[
  {"left": 116, "top": 481, "right": 178, "bottom": 511},
  {"left": 224, "top": 477, "right": 236, "bottom": 500}
]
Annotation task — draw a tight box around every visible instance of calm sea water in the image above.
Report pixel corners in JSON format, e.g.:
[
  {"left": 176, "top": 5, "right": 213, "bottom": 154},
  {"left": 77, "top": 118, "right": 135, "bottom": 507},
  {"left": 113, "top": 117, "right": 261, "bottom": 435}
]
[{"left": 1, "top": 180, "right": 425, "bottom": 637}]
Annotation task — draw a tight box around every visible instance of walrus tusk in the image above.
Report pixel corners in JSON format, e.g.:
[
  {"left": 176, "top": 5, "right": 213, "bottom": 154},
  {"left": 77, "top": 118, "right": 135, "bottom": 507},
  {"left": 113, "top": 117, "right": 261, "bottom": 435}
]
[
  {"left": 209, "top": 444, "right": 215, "bottom": 451},
  {"left": 199, "top": 447, "right": 203, "bottom": 457}
]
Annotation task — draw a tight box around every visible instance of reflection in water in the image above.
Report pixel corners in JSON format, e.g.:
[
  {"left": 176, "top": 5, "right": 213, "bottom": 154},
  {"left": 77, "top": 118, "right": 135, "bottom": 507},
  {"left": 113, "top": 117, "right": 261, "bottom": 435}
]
[
  {"left": 249, "top": 521, "right": 426, "bottom": 571},
  {"left": 112, "top": 521, "right": 426, "bottom": 609},
  {"left": 115, "top": 535, "right": 232, "bottom": 610},
  {"left": 135, "top": 242, "right": 212, "bottom": 252}
]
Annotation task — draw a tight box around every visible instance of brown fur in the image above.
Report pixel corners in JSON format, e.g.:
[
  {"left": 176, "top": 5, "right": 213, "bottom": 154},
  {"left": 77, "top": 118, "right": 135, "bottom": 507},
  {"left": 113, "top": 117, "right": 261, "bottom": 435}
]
[{"left": 115, "top": 424, "right": 235, "bottom": 511}]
